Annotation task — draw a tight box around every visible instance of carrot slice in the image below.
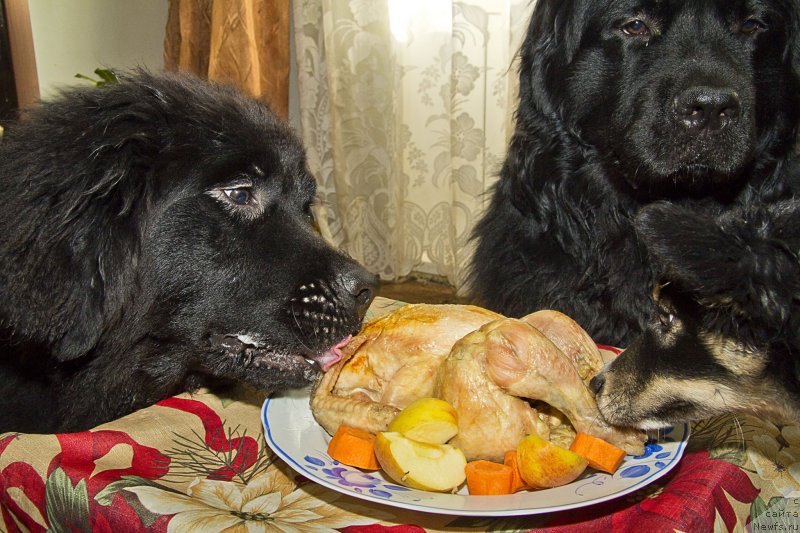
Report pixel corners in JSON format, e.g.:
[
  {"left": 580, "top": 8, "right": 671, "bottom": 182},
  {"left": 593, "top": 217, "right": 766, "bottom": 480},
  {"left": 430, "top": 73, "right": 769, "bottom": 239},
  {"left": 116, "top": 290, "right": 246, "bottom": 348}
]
[
  {"left": 464, "top": 460, "right": 514, "bottom": 495},
  {"left": 327, "top": 425, "right": 381, "bottom": 470},
  {"left": 569, "top": 432, "right": 627, "bottom": 474},
  {"left": 503, "top": 450, "right": 531, "bottom": 493}
]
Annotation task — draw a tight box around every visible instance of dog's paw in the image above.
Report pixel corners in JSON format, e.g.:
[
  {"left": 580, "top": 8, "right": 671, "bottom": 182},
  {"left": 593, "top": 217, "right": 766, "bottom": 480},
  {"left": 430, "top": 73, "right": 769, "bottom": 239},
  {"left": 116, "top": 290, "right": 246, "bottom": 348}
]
[{"left": 635, "top": 202, "right": 725, "bottom": 283}]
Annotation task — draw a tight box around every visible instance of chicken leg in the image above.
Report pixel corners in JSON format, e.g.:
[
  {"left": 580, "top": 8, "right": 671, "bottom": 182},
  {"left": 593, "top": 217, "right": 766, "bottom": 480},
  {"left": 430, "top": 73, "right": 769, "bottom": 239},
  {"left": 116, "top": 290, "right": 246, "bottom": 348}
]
[{"left": 482, "top": 318, "right": 646, "bottom": 455}]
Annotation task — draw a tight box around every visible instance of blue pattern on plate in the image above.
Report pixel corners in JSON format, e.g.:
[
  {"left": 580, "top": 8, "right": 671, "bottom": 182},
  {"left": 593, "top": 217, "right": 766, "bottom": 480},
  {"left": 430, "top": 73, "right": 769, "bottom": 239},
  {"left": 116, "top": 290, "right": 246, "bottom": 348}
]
[
  {"left": 305, "top": 455, "right": 412, "bottom": 497},
  {"left": 574, "top": 436, "right": 682, "bottom": 495}
]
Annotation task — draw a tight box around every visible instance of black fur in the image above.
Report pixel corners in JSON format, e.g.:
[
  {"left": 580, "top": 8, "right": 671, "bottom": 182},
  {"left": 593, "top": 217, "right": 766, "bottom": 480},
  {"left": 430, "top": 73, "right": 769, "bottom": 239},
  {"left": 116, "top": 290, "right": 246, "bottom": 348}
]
[
  {"left": 468, "top": 0, "right": 800, "bottom": 346},
  {"left": 0, "top": 71, "right": 377, "bottom": 433},
  {"left": 592, "top": 201, "right": 800, "bottom": 426}
]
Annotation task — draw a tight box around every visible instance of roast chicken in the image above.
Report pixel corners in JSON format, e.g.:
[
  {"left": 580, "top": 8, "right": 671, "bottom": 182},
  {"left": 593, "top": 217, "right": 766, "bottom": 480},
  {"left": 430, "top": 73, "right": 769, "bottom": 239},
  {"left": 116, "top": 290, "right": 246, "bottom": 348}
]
[
  {"left": 438, "top": 314, "right": 646, "bottom": 461},
  {"left": 311, "top": 304, "right": 502, "bottom": 436},
  {"left": 310, "top": 303, "right": 646, "bottom": 462}
]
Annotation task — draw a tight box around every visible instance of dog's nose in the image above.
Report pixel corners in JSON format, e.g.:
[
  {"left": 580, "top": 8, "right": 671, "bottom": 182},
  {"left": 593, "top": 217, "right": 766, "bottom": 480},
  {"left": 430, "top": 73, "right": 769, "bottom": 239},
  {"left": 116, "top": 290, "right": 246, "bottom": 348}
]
[
  {"left": 674, "top": 86, "right": 740, "bottom": 133},
  {"left": 589, "top": 373, "right": 606, "bottom": 395},
  {"left": 341, "top": 266, "right": 378, "bottom": 320}
]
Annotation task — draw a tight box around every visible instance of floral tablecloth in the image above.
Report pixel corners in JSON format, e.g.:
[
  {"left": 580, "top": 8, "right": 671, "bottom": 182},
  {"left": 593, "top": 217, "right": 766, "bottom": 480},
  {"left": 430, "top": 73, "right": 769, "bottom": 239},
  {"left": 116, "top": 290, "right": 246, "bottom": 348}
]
[{"left": 1, "top": 297, "right": 799, "bottom": 533}]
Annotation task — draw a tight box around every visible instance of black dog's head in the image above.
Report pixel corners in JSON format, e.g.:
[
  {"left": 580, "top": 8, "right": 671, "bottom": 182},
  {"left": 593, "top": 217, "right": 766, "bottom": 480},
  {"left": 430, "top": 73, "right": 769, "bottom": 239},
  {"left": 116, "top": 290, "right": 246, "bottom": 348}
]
[
  {"left": 518, "top": 0, "right": 800, "bottom": 197},
  {"left": 593, "top": 202, "right": 800, "bottom": 428},
  {"left": 0, "top": 71, "right": 377, "bottom": 402}
]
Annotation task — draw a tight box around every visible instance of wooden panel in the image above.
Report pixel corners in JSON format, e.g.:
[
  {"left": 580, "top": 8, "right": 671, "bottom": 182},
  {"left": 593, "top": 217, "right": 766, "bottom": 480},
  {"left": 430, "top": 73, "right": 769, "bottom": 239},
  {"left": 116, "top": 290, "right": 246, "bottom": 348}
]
[
  {"left": 0, "top": 0, "right": 19, "bottom": 121},
  {"left": 5, "top": 0, "right": 38, "bottom": 107},
  {"left": 164, "top": 0, "right": 289, "bottom": 119}
]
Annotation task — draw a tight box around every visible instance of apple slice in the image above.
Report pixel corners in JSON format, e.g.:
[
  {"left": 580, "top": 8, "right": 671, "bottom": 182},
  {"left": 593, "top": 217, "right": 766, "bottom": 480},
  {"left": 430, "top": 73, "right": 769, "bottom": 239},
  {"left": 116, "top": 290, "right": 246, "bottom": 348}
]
[
  {"left": 374, "top": 432, "right": 466, "bottom": 492},
  {"left": 516, "top": 433, "right": 588, "bottom": 489},
  {"left": 387, "top": 397, "right": 458, "bottom": 444}
]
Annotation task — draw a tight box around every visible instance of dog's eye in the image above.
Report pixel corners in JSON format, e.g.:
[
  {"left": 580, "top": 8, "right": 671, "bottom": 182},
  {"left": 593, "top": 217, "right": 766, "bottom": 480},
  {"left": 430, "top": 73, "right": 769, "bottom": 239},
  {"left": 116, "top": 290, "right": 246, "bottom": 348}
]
[
  {"left": 739, "top": 17, "right": 766, "bottom": 35},
  {"left": 622, "top": 19, "right": 650, "bottom": 37},
  {"left": 223, "top": 188, "right": 252, "bottom": 205},
  {"left": 207, "top": 185, "right": 264, "bottom": 220}
]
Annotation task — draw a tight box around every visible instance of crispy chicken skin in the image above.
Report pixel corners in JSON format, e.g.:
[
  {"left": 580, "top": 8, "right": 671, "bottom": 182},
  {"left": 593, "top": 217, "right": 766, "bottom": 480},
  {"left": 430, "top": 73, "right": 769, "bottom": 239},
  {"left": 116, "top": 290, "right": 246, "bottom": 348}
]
[
  {"left": 311, "top": 304, "right": 501, "bottom": 436},
  {"left": 435, "top": 322, "right": 551, "bottom": 462},
  {"left": 522, "top": 310, "right": 604, "bottom": 383}
]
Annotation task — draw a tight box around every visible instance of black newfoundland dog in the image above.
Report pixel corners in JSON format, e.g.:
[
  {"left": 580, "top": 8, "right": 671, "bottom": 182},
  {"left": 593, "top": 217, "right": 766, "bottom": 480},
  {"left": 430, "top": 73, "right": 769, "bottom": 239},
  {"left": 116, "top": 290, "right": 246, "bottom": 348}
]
[
  {"left": 469, "top": 0, "right": 800, "bottom": 347},
  {"left": 0, "top": 71, "right": 377, "bottom": 434}
]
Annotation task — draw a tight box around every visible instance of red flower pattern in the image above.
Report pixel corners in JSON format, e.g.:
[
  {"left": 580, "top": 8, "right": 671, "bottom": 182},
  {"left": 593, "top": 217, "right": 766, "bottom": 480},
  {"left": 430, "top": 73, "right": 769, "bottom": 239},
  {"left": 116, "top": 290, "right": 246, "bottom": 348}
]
[
  {"left": 0, "top": 401, "right": 769, "bottom": 532},
  {"left": 0, "top": 429, "right": 173, "bottom": 531},
  {"left": 0, "top": 461, "right": 47, "bottom": 533},
  {"left": 535, "top": 450, "right": 760, "bottom": 532},
  {"left": 0, "top": 434, "right": 15, "bottom": 455},
  {"left": 51, "top": 430, "right": 170, "bottom": 496},
  {"left": 341, "top": 526, "right": 426, "bottom": 533},
  {"left": 49, "top": 430, "right": 171, "bottom": 532}
]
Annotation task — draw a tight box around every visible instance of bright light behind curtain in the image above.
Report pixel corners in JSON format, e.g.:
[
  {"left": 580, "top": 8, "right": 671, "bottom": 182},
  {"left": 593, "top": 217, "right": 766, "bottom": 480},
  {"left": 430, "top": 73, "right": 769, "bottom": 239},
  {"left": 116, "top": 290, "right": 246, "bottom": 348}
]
[{"left": 293, "top": 0, "right": 530, "bottom": 290}]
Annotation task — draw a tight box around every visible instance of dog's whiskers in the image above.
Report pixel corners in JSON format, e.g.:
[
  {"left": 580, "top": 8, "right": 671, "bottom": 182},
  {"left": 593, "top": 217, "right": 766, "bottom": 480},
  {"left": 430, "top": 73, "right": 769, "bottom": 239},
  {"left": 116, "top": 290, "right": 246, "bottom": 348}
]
[
  {"left": 289, "top": 301, "right": 314, "bottom": 353},
  {"left": 730, "top": 414, "right": 746, "bottom": 455}
]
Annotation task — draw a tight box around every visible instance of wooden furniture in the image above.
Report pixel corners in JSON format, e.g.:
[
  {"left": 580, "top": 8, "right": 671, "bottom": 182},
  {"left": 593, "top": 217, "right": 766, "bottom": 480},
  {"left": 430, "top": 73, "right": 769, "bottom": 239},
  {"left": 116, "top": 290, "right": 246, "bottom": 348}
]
[
  {"left": 0, "top": 0, "right": 18, "bottom": 121},
  {"left": 3, "top": 0, "right": 38, "bottom": 110}
]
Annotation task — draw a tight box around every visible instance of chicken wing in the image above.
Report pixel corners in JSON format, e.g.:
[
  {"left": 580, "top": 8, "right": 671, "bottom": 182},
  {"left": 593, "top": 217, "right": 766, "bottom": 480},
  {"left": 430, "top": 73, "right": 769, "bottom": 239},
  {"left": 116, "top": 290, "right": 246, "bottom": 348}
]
[{"left": 522, "top": 310, "right": 604, "bottom": 383}]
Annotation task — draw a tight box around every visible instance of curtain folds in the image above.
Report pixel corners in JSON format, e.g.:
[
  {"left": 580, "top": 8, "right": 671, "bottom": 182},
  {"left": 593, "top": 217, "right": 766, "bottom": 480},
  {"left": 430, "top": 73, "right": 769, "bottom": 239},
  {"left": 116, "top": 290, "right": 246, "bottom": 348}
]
[
  {"left": 164, "top": 0, "right": 290, "bottom": 119},
  {"left": 293, "top": 0, "right": 530, "bottom": 290}
]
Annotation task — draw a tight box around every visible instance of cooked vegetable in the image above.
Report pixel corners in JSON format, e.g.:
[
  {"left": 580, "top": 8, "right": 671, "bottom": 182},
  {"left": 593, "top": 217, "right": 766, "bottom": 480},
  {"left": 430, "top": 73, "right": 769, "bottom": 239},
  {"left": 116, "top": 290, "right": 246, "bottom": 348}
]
[
  {"left": 503, "top": 450, "right": 531, "bottom": 493},
  {"left": 464, "top": 460, "right": 514, "bottom": 495},
  {"left": 569, "top": 432, "right": 627, "bottom": 474},
  {"left": 327, "top": 425, "right": 380, "bottom": 470}
]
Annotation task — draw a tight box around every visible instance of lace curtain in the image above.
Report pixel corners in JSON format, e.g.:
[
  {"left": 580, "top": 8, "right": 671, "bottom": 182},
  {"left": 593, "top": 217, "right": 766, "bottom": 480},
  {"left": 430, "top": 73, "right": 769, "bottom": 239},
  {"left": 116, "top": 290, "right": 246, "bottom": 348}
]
[{"left": 293, "top": 0, "right": 530, "bottom": 290}]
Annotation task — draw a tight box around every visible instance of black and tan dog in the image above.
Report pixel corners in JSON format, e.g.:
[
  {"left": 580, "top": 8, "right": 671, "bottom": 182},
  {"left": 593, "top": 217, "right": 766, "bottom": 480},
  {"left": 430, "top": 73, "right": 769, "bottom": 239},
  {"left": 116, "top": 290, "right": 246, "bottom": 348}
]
[
  {"left": 592, "top": 201, "right": 800, "bottom": 427},
  {"left": 0, "top": 71, "right": 377, "bottom": 433}
]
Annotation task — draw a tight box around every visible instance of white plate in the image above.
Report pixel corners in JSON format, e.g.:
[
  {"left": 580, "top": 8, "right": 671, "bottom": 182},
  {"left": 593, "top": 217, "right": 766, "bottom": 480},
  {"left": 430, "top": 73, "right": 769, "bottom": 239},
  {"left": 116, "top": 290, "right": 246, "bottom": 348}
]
[{"left": 261, "top": 388, "right": 689, "bottom": 517}]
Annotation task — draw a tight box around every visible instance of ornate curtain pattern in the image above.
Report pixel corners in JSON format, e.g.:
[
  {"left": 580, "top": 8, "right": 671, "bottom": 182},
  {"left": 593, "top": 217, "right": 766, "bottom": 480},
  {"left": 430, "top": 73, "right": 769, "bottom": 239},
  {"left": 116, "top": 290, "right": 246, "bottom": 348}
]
[
  {"left": 164, "top": 0, "right": 290, "bottom": 119},
  {"left": 293, "top": 0, "right": 530, "bottom": 289}
]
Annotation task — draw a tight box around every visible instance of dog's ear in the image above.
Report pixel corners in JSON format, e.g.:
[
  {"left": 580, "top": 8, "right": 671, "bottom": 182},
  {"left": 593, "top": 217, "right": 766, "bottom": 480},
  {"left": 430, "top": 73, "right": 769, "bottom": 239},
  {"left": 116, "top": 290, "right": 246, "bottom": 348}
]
[
  {"left": 635, "top": 202, "right": 800, "bottom": 326},
  {"left": 1, "top": 73, "right": 172, "bottom": 361},
  {"left": 785, "top": 3, "right": 800, "bottom": 77},
  {"left": 56, "top": 78, "right": 177, "bottom": 360},
  {"left": 48, "top": 248, "right": 108, "bottom": 361},
  {"left": 518, "top": 0, "right": 586, "bottom": 119},
  {"left": 504, "top": 0, "right": 590, "bottom": 211}
]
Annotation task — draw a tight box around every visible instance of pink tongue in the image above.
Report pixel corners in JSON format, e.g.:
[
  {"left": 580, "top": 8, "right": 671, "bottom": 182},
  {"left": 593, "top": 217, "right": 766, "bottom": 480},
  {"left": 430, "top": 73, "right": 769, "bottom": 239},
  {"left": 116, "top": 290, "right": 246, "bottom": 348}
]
[{"left": 317, "top": 335, "right": 352, "bottom": 372}]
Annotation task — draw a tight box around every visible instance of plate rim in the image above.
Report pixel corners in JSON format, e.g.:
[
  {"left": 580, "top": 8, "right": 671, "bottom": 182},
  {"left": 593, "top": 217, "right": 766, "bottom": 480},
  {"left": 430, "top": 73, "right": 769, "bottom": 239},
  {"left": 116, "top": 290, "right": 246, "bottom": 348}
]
[{"left": 261, "top": 390, "right": 690, "bottom": 517}]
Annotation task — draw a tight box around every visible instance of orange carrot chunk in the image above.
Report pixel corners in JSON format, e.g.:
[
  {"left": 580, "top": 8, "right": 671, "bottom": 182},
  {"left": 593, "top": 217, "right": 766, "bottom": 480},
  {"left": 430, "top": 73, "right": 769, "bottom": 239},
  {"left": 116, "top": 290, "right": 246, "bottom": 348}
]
[
  {"left": 503, "top": 450, "right": 531, "bottom": 493},
  {"left": 569, "top": 432, "right": 627, "bottom": 474},
  {"left": 464, "top": 460, "right": 514, "bottom": 496},
  {"left": 327, "top": 425, "right": 381, "bottom": 470}
]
